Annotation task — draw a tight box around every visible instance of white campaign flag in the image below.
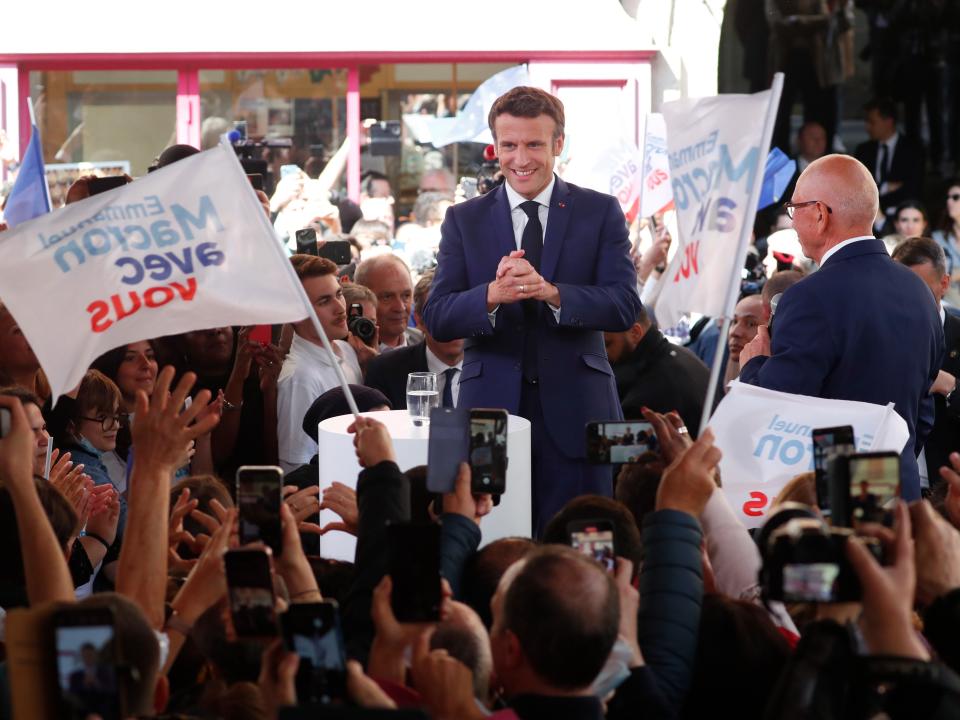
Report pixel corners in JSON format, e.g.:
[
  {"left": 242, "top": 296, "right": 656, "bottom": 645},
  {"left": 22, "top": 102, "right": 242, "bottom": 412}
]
[
  {"left": 563, "top": 138, "right": 643, "bottom": 216},
  {"left": 647, "top": 84, "right": 781, "bottom": 328},
  {"left": 709, "top": 382, "right": 910, "bottom": 529},
  {"left": 0, "top": 142, "right": 309, "bottom": 401},
  {"left": 638, "top": 113, "right": 673, "bottom": 218}
]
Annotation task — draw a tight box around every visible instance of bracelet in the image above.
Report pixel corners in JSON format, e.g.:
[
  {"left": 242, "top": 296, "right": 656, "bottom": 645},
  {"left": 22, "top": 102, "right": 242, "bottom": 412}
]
[
  {"left": 83, "top": 531, "right": 111, "bottom": 551},
  {"left": 163, "top": 607, "right": 194, "bottom": 636},
  {"left": 222, "top": 397, "right": 243, "bottom": 412}
]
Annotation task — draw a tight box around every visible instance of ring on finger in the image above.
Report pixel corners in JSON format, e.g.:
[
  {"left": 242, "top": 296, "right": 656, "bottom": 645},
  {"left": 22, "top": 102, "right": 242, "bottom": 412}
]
[
  {"left": 677, "top": 426, "right": 689, "bottom": 435},
  {"left": 519, "top": 284, "right": 525, "bottom": 293}
]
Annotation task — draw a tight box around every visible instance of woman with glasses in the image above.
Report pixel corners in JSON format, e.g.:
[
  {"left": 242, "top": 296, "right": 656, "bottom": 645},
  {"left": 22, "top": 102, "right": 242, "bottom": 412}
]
[{"left": 932, "top": 181, "right": 960, "bottom": 305}]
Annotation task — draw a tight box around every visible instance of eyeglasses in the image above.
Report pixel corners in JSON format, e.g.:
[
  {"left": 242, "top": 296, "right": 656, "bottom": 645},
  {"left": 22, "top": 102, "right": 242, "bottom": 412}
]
[
  {"left": 947, "top": 193, "right": 960, "bottom": 202},
  {"left": 784, "top": 200, "right": 834, "bottom": 219},
  {"left": 78, "top": 414, "right": 123, "bottom": 432}
]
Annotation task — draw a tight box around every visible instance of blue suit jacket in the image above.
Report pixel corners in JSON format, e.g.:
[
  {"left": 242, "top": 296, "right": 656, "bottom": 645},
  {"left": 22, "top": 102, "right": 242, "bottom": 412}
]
[
  {"left": 740, "top": 238, "right": 945, "bottom": 499},
  {"left": 422, "top": 177, "right": 642, "bottom": 458}
]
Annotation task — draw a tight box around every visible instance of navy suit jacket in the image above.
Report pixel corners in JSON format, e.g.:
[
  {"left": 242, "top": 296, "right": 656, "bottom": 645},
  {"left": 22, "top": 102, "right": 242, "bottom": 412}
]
[
  {"left": 422, "top": 177, "right": 642, "bottom": 458},
  {"left": 740, "top": 238, "right": 944, "bottom": 499},
  {"left": 363, "top": 341, "right": 428, "bottom": 410}
]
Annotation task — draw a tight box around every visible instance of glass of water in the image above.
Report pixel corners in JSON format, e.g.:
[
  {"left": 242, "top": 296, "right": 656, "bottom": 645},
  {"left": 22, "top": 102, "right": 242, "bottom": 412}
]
[{"left": 406, "top": 372, "right": 439, "bottom": 427}]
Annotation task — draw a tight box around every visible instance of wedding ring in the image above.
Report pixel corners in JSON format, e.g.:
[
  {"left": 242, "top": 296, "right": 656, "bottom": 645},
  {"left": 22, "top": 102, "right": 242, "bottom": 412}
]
[
  {"left": 520, "top": 285, "right": 525, "bottom": 293},
  {"left": 677, "top": 426, "right": 689, "bottom": 435}
]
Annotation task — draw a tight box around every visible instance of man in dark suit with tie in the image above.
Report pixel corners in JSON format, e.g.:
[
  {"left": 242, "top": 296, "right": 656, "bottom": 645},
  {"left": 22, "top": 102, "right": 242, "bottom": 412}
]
[
  {"left": 892, "top": 237, "right": 960, "bottom": 488},
  {"left": 854, "top": 98, "right": 925, "bottom": 234},
  {"left": 363, "top": 268, "right": 463, "bottom": 409},
  {"left": 739, "top": 154, "right": 944, "bottom": 500},
  {"left": 423, "top": 86, "right": 642, "bottom": 534}
]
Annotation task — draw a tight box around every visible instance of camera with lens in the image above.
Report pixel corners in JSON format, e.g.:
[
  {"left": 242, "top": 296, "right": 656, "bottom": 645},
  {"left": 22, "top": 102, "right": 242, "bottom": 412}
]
[
  {"left": 347, "top": 303, "right": 377, "bottom": 346},
  {"left": 759, "top": 504, "right": 882, "bottom": 603}
]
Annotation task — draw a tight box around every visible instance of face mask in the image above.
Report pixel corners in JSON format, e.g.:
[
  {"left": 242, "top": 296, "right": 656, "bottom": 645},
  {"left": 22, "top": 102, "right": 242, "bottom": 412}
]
[{"left": 590, "top": 637, "right": 634, "bottom": 699}]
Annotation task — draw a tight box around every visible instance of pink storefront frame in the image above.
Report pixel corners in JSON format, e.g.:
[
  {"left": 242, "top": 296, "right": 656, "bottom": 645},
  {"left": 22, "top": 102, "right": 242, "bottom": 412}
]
[{"left": 9, "top": 49, "right": 654, "bottom": 201}]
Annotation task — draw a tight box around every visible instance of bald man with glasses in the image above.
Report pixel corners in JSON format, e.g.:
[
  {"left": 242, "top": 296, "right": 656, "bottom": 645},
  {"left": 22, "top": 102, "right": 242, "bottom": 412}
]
[{"left": 739, "top": 154, "right": 944, "bottom": 500}]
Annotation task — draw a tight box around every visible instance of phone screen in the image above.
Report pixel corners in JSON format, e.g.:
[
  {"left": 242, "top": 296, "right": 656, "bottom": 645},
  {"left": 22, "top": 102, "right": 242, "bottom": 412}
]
[
  {"left": 426, "top": 407, "right": 468, "bottom": 494},
  {"left": 568, "top": 520, "right": 616, "bottom": 573},
  {"left": 236, "top": 465, "right": 283, "bottom": 554},
  {"left": 54, "top": 609, "right": 122, "bottom": 720},
  {"left": 387, "top": 523, "right": 442, "bottom": 622},
  {"left": 585, "top": 421, "right": 658, "bottom": 464},
  {"left": 470, "top": 409, "right": 508, "bottom": 494},
  {"left": 248, "top": 325, "right": 272, "bottom": 345},
  {"left": 282, "top": 602, "right": 347, "bottom": 705},
  {"left": 811, "top": 425, "right": 855, "bottom": 516},
  {"left": 782, "top": 562, "right": 840, "bottom": 603},
  {"left": 225, "top": 549, "right": 278, "bottom": 637},
  {"left": 296, "top": 228, "right": 319, "bottom": 256},
  {"left": 847, "top": 453, "right": 899, "bottom": 527}
]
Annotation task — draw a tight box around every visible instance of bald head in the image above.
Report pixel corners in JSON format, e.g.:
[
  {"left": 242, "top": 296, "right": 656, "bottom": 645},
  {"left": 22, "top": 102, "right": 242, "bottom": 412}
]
[{"left": 791, "top": 155, "right": 878, "bottom": 263}]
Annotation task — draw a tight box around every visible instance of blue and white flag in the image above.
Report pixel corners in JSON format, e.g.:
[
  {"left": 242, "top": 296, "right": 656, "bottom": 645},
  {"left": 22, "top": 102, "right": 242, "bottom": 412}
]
[
  {"left": 429, "top": 65, "right": 530, "bottom": 147},
  {"left": 4, "top": 124, "right": 52, "bottom": 228},
  {"left": 0, "top": 142, "right": 309, "bottom": 401}
]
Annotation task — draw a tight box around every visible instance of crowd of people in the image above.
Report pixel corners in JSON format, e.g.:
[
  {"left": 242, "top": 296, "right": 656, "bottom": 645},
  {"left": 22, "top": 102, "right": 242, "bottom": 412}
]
[{"left": 0, "top": 80, "right": 958, "bottom": 720}]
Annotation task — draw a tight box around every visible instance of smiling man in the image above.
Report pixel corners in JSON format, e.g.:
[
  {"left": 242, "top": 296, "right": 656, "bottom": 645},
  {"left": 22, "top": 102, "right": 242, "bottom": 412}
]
[
  {"left": 423, "top": 86, "right": 641, "bottom": 534},
  {"left": 277, "top": 255, "right": 362, "bottom": 471}
]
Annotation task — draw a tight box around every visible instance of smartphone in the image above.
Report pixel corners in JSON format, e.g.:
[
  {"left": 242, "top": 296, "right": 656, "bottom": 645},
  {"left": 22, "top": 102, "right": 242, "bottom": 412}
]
[
  {"left": 53, "top": 606, "right": 124, "bottom": 720},
  {"left": 236, "top": 465, "right": 283, "bottom": 554},
  {"left": 568, "top": 519, "right": 616, "bottom": 573},
  {"left": 247, "top": 173, "right": 264, "bottom": 192},
  {"left": 317, "top": 240, "right": 353, "bottom": 266},
  {"left": 585, "top": 421, "right": 658, "bottom": 464},
  {"left": 296, "top": 228, "right": 319, "bottom": 256},
  {"left": 469, "top": 408, "right": 508, "bottom": 494},
  {"left": 281, "top": 601, "right": 347, "bottom": 705},
  {"left": 248, "top": 324, "right": 273, "bottom": 345},
  {"left": 830, "top": 452, "right": 900, "bottom": 528},
  {"left": 280, "top": 164, "right": 301, "bottom": 179},
  {"left": 87, "top": 176, "right": 126, "bottom": 196},
  {"left": 387, "top": 523, "right": 442, "bottom": 622},
  {"left": 224, "top": 548, "right": 278, "bottom": 637},
  {"left": 811, "top": 425, "right": 855, "bottom": 516},
  {"left": 426, "top": 406, "right": 469, "bottom": 494}
]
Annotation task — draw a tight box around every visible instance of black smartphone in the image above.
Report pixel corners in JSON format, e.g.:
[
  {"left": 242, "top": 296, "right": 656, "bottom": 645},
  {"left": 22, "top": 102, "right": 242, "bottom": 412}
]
[
  {"left": 585, "top": 421, "right": 658, "bottom": 464},
  {"left": 281, "top": 601, "right": 347, "bottom": 705},
  {"left": 224, "top": 548, "right": 278, "bottom": 637},
  {"left": 53, "top": 605, "right": 124, "bottom": 720},
  {"left": 296, "top": 228, "right": 319, "bottom": 256},
  {"left": 387, "top": 523, "right": 442, "bottom": 622},
  {"left": 247, "top": 173, "right": 264, "bottom": 191},
  {"left": 236, "top": 465, "right": 283, "bottom": 555},
  {"left": 830, "top": 451, "right": 900, "bottom": 528},
  {"left": 87, "top": 176, "right": 127, "bottom": 196},
  {"left": 469, "top": 408, "right": 508, "bottom": 494},
  {"left": 568, "top": 519, "right": 616, "bottom": 573},
  {"left": 426, "top": 406, "right": 468, "bottom": 494},
  {"left": 317, "top": 240, "right": 353, "bottom": 266},
  {"left": 811, "top": 425, "right": 855, "bottom": 516}
]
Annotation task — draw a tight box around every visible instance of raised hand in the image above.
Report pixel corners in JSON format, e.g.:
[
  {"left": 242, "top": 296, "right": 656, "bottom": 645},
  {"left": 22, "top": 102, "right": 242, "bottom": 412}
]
[{"left": 655, "top": 428, "right": 721, "bottom": 517}]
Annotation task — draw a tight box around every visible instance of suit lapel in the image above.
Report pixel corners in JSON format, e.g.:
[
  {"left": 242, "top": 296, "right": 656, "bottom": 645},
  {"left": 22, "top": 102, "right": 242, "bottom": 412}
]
[
  {"left": 488, "top": 184, "right": 516, "bottom": 260},
  {"left": 541, "top": 177, "right": 572, "bottom": 282}
]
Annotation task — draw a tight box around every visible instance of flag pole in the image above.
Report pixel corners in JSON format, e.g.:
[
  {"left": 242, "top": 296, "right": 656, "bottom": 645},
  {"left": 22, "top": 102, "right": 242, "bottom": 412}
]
[
  {"left": 698, "top": 73, "right": 784, "bottom": 433},
  {"left": 221, "top": 140, "right": 362, "bottom": 418}
]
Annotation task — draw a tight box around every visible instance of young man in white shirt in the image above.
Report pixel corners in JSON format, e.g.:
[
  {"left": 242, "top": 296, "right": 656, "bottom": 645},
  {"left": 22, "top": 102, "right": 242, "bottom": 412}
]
[{"left": 277, "top": 255, "right": 370, "bottom": 471}]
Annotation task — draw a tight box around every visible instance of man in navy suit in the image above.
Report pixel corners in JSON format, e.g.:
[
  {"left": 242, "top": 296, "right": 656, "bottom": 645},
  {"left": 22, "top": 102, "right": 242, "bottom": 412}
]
[
  {"left": 423, "top": 86, "right": 641, "bottom": 533},
  {"left": 739, "top": 155, "right": 944, "bottom": 500}
]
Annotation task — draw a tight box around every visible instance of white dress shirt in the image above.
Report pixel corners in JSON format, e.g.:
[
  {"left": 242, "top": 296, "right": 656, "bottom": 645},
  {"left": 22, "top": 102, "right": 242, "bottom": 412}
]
[
  {"left": 488, "top": 175, "right": 561, "bottom": 325},
  {"left": 425, "top": 346, "right": 463, "bottom": 407},
  {"left": 819, "top": 235, "right": 875, "bottom": 267},
  {"left": 277, "top": 333, "right": 362, "bottom": 472}
]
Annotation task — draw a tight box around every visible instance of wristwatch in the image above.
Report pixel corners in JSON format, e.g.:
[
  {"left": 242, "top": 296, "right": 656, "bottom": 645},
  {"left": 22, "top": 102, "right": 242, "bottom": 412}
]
[{"left": 945, "top": 376, "right": 959, "bottom": 407}]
